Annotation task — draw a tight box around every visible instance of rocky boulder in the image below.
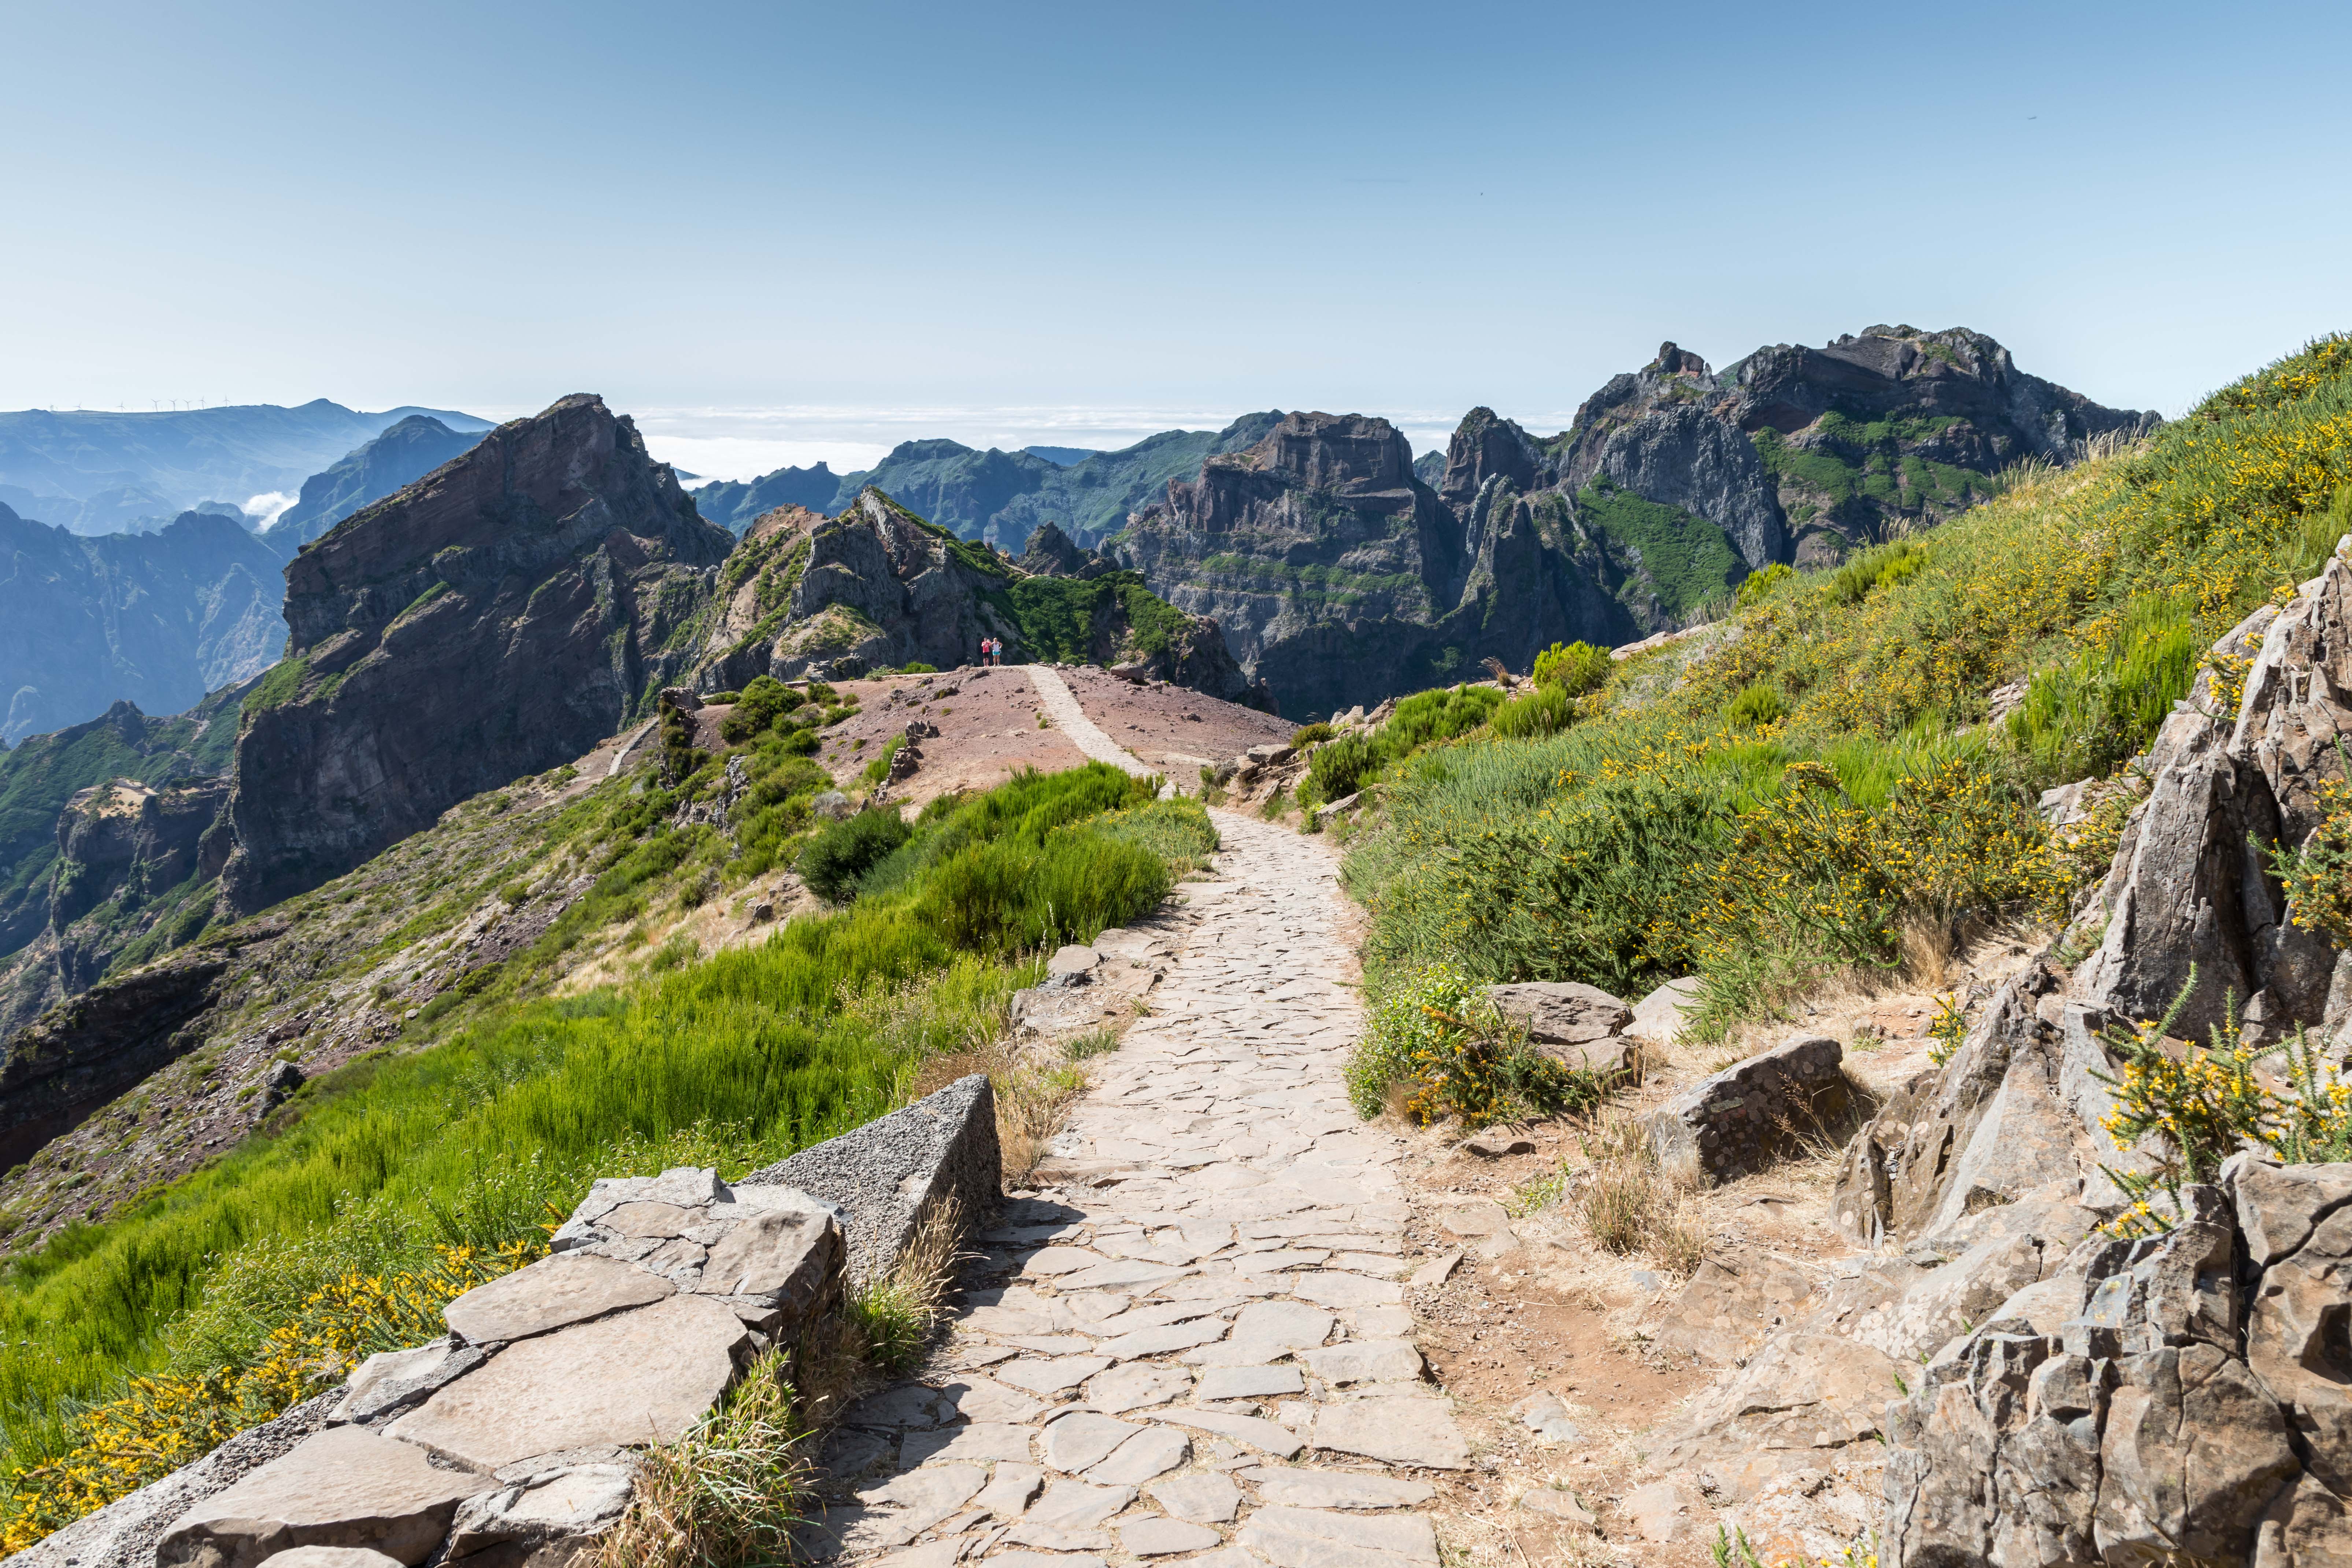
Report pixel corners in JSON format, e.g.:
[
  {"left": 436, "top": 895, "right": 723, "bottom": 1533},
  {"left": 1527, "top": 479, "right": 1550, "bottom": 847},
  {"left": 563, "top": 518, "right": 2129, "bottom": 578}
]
[{"left": 1647, "top": 1034, "right": 1848, "bottom": 1184}]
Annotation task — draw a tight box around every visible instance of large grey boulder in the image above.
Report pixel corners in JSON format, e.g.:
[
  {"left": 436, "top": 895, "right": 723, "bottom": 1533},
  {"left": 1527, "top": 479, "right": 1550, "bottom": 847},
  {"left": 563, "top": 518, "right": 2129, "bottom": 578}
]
[
  {"left": 156, "top": 1426, "right": 492, "bottom": 1566},
  {"left": 1481, "top": 981, "right": 1632, "bottom": 1066},
  {"left": 743, "top": 1073, "right": 1001, "bottom": 1285},
  {"left": 1646, "top": 1034, "right": 1847, "bottom": 1185}
]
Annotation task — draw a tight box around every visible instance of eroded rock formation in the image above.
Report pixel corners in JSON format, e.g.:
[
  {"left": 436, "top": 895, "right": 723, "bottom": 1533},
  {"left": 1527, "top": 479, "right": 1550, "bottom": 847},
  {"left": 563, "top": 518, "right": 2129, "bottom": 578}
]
[{"left": 219, "top": 394, "right": 732, "bottom": 914}]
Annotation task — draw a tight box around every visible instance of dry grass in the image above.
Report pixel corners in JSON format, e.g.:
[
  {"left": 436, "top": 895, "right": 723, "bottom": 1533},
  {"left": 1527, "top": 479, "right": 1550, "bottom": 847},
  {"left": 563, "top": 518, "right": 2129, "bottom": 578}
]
[
  {"left": 1574, "top": 1114, "right": 1708, "bottom": 1276},
  {"left": 595, "top": 1344, "right": 812, "bottom": 1568},
  {"left": 596, "top": 1196, "right": 973, "bottom": 1565}
]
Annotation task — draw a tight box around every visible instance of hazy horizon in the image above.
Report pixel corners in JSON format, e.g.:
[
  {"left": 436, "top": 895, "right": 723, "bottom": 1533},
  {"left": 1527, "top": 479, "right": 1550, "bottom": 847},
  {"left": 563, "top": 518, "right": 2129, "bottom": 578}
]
[{"left": 7, "top": 0, "right": 2350, "bottom": 471}]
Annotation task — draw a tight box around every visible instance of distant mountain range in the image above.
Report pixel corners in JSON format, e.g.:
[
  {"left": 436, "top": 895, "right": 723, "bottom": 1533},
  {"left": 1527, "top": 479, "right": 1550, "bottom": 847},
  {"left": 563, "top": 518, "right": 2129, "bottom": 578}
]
[
  {"left": 0, "top": 504, "right": 288, "bottom": 742},
  {"left": 688, "top": 417, "right": 1281, "bottom": 545},
  {"left": 0, "top": 400, "right": 493, "bottom": 535},
  {"left": 263, "top": 414, "right": 487, "bottom": 548}
]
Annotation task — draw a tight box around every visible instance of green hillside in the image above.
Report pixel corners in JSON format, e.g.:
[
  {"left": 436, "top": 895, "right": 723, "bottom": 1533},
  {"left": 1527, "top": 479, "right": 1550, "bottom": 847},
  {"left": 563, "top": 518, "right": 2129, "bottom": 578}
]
[{"left": 1341, "top": 335, "right": 2352, "bottom": 1036}]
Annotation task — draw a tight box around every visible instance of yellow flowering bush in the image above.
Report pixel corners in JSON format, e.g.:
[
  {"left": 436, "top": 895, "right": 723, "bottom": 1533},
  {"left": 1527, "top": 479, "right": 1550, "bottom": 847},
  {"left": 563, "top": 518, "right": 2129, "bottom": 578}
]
[
  {"left": 1346, "top": 968, "right": 1608, "bottom": 1127},
  {"left": 2097, "top": 970, "right": 2352, "bottom": 1238},
  {"left": 0, "top": 1238, "right": 538, "bottom": 1552},
  {"left": 2273, "top": 772, "right": 2352, "bottom": 947}
]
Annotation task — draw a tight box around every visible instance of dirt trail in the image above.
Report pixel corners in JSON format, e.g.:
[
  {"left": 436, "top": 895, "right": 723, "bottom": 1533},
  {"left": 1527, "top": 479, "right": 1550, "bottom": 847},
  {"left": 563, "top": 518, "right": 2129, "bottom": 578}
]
[
  {"left": 806, "top": 809, "right": 1470, "bottom": 1567},
  {"left": 1024, "top": 666, "right": 1156, "bottom": 778}
]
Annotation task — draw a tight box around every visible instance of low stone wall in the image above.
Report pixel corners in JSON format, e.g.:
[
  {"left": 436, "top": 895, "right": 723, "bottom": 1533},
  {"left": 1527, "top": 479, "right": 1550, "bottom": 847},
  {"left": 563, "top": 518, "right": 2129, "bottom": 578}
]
[
  {"left": 7, "top": 1075, "right": 1004, "bottom": 1568},
  {"left": 744, "top": 1072, "right": 1000, "bottom": 1286}
]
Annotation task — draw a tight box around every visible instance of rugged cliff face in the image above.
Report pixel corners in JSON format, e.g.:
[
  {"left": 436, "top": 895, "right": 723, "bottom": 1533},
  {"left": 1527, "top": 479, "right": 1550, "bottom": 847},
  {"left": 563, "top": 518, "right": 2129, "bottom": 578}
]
[
  {"left": 0, "top": 775, "right": 230, "bottom": 1039},
  {"left": 1559, "top": 327, "right": 2155, "bottom": 568},
  {"left": 0, "top": 686, "right": 247, "bottom": 965},
  {"left": 1118, "top": 412, "right": 1624, "bottom": 715},
  {"left": 218, "top": 394, "right": 732, "bottom": 914},
  {"left": 700, "top": 491, "right": 1259, "bottom": 703},
  {"left": 263, "top": 414, "right": 485, "bottom": 549}
]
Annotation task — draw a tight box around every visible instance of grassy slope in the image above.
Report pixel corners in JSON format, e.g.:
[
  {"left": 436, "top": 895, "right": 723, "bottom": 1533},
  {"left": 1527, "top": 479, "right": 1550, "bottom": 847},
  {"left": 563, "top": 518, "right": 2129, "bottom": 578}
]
[
  {"left": 1343, "top": 335, "right": 2352, "bottom": 1026},
  {"left": 0, "top": 747, "right": 1207, "bottom": 1521}
]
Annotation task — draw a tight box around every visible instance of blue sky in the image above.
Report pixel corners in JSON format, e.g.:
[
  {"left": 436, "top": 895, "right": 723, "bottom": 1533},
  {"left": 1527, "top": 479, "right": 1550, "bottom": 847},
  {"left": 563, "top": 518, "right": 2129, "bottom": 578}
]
[{"left": 5, "top": 0, "right": 2350, "bottom": 476}]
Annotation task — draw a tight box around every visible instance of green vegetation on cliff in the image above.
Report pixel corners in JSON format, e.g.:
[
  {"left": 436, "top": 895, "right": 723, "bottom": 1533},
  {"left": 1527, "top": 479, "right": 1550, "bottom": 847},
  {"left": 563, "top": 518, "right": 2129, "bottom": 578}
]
[{"left": 1341, "top": 335, "right": 2352, "bottom": 1034}]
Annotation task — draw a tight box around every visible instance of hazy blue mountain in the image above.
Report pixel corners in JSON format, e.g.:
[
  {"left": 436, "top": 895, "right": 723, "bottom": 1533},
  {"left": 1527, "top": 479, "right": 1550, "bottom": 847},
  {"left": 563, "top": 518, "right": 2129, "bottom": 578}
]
[
  {"left": 686, "top": 461, "right": 848, "bottom": 534},
  {"left": 0, "top": 482, "right": 182, "bottom": 536},
  {"left": 0, "top": 504, "right": 286, "bottom": 742},
  {"left": 264, "top": 415, "right": 486, "bottom": 548},
  {"left": 0, "top": 400, "right": 493, "bottom": 531},
  {"left": 695, "top": 414, "right": 1284, "bottom": 548}
]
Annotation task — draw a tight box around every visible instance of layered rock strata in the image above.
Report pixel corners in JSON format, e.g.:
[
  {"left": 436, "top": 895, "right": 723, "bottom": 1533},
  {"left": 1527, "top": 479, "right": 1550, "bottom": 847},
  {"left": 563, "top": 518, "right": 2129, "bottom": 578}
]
[{"left": 220, "top": 394, "right": 732, "bottom": 913}]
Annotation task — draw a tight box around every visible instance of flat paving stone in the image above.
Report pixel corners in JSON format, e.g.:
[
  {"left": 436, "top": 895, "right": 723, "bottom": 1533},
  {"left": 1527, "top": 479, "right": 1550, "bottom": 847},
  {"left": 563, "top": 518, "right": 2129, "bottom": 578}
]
[
  {"left": 1086, "top": 1362, "right": 1194, "bottom": 1413},
  {"left": 1238, "top": 1505, "right": 1441, "bottom": 1568},
  {"left": 1086, "top": 1424, "right": 1191, "bottom": 1485},
  {"left": 1287, "top": 1272, "right": 1404, "bottom": 1309},
  {"left": 1197, "top": 1365, "right": 1306, "bottom": 1401},
  {"left": 998, "top": 1355, "right": 1116, "bottom": 1395},
  {"left": 1299, "top": 1341, "right": 1422, "bottom": 1386},
  {"left": 1123, "top": 1516, "right": 1227, "bottom": 1555},
  {"left": 1239, "top": 1468, "right": 1437, "bottom": 1510},
  {"left": 1039, "top": 1411, "right": 1143, "bottom": 1473},
  {"left": 1310, "top": 1397, "right": 1470, "bottom": 1470},
  {"left": 1150, "top": 1470, "right": 1244, "bottom": 1523}
]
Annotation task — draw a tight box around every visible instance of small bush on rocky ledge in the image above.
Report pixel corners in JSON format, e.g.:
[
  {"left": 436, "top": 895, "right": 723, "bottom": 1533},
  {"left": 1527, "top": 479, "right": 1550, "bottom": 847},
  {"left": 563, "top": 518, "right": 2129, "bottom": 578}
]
[{"left": 1346, "top": 967, "right": 1608, "bottom": 1128}]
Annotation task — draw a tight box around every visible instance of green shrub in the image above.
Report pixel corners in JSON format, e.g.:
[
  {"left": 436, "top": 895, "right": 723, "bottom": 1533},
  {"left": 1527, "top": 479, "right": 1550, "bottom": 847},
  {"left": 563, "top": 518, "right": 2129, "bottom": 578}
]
[
  {"left": 1491, "top": 684, "right": 1572, "bottom": 739},
  {"left": 1345, "top": 967, "right": 1607, "bottom": 1127},
  {"left": 797, "top": 809, "right": 913, "bottom": 902},
  {"left": 1726, "top": 683, "right": 1786, "bottom": 728},
  {"left": 1307, "top": 733, "right": 1377, "bottom": 800},
  {"left": 719, "top": 677, "right": 806, "bottom": 744},
  {"left": 1735, "top": 563, "right": 1794, "bottom": 607},
  {"left": 1531, "top": 641, "right": 1612, "bottom": 696},
  {"left": 1825, "top": 541, "right": 1926, "bottom": 606},
  {"left": 900, "top": 662, "right": 938, "bottom": 674},
  {"left": 1290, "top": 722, "right": 1334, "bottom": 748}
]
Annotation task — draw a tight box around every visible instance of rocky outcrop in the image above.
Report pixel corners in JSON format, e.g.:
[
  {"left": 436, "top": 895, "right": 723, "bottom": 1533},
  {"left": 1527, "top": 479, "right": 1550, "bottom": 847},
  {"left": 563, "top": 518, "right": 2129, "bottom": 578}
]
[
  {"left": 1882, "top": 1160, "right": 2350, "bottom": 1567},
  {"left": 1121, "top": 412, "right": 1624, "bottom": 714},
  {"left": 0, "top": 683, "right": 246, "bottom": 966},
  {"left": 1556, "top": 330, "right": 2154, "bottom": 568},
  {"left": 0, "top": 948, "right": 225, "bottom": 1170},
  {"left": 704, "top": 490, "right": 1259, "bottom": 704},
  {"left": 0, "top": 774, "right": 230, "bottom": 1038},
  {"left": 218, "top": 394, "right": 733, "bottom": 915}
]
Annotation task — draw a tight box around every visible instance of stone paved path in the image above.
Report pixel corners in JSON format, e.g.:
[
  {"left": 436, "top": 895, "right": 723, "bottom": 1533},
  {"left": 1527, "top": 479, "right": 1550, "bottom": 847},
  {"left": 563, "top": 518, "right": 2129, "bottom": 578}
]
[
  {"left": 1026, "top": 666, "right": 1156, "bottom": 779},
  {"left": 812, "top": 810, "right": 1466, "bottom": 1568}
]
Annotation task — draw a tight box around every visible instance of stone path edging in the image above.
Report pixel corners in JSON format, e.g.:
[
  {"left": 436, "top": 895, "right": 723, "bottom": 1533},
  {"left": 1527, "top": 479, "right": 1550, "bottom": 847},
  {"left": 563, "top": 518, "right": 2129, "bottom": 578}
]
[
  {"left": 1026, "top": 667, "right": 1156, "bottom": 779},
  {"left": 811, "top": 810, "right": 1465, "bottom": 1568}
]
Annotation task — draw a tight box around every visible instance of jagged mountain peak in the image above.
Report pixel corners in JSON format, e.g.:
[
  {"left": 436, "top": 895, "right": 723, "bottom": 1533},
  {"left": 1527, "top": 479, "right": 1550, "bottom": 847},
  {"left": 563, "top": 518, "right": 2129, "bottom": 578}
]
[{"left": 220, "top": 394, "right": 734, "bottom": 914}]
